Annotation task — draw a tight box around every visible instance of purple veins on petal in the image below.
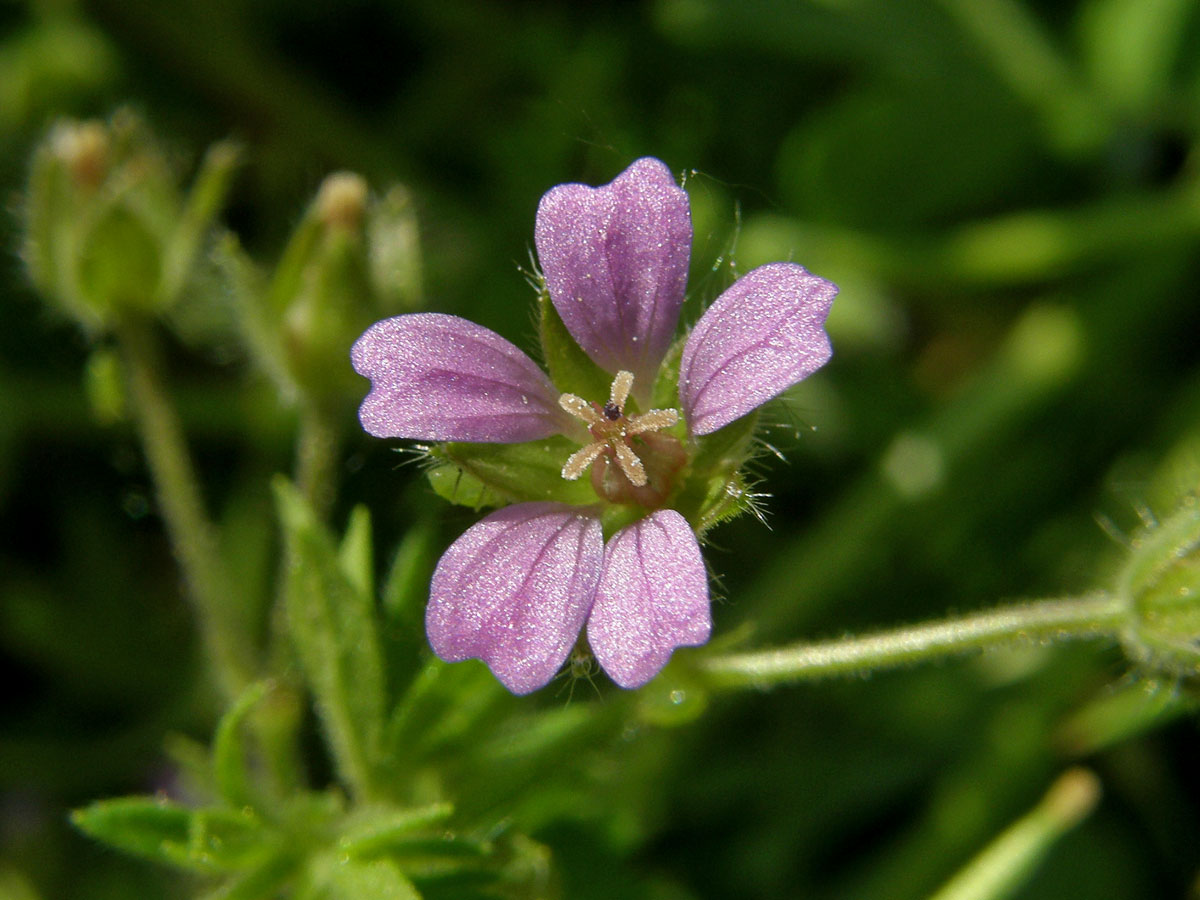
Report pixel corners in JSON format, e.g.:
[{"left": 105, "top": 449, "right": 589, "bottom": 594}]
[
  {"left": 351, "top": 313, "right": 568, "bottom": 442},
  {"left": 587, "top": 509, "right": 711, "bottom": 689},
  {"left": 535, "top": 157, "right": 692, "bottom": 391},
  {"left": 679, "top": 263, "right": 836, "bottom": 437},
  {"left": 426, "top": 502, "right": 604, "bottom": 695}
]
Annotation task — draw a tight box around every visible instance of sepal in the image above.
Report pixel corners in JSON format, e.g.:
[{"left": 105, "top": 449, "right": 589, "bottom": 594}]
[{"left": 427, "top": 436, "right": 600, "bottom": 508}]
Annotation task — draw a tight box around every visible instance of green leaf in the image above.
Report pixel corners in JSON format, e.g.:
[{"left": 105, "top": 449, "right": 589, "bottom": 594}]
[
  {"left": 199, "top": 851, "right": 300, "bottom": 900},
  {"left": 274, "top": 477, "right": 387, "bottom": 801},
  {"left": 380, "top": 517, "right": 438, "bottom": 693},
  {"left": 213, "top": 681, "right": 272, "bottom": 808},
  {"left": 538, "top": 290, "right": 611, "bottom": 401},
  {"left": 339, "top": 505, "right": 374, "bottom": 602},
  {"left": 72, "top": 797, "right": 270, "bottom": 873},
  {"left": 303, "top": 855, "right": 421, "bottom": 900},
  {"left": 429, "top": 437, "right": 599, "bottom": 508},
  {"left": 381, "top": 518, "right": 437, "bottom": 625},
  {"left": 339, "top": 804, "right": 456, "bottom": 858}
]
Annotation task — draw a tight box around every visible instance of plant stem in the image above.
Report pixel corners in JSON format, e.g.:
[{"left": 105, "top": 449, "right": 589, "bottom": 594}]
[
  {"left": 295, "top": 401, "right": 341, "bottom": 521},
  {"left": 701, "top": 592, "right": 1125, "bottom": 689},
  {"left": 927, "top": 768, "right": 1101, "bottom": 900},
  {"left": 116, "top": 315, "right": 257, "bottom": 701}
]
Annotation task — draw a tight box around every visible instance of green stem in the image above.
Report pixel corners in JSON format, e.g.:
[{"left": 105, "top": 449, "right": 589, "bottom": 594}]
[
  {"left": 115, "top": 315, "right": 257, "bottom": 701},
  {"left": 927, "top": 768, "right": 1101, "bottom": 900},
  {"left": 295, "top": 402, "right": 341, "bottom": 521},
  {"left": 701, "top": 592, "right": 1125, "bottom": 689}
]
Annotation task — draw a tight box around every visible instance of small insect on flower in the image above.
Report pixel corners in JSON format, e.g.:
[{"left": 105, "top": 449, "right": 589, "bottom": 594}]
[{"left": 351, "top": 157, "right": 836, "bottom": 694}]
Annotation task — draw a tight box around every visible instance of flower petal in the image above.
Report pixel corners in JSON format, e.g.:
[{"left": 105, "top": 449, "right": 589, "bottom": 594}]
[
  {"left": 587, "top": 510, "right": 710, "bottom": 689},
  {"left": 679, "top": 263, "right": 836, "bottom": 436},
  {"left": 352, "top": 313, "right": 567, "bottom": 442},
  {"left": 426, "top": 503, "right": 603, "bottom": 695},
  {"left": 535, "top": 157, "right": 692, "bottom": 389}
]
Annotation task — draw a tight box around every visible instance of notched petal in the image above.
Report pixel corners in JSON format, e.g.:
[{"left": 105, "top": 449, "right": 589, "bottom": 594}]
[
  {"left": 679, "top": 263, "right": 836, "bottom": 436},
  {"left": 351, "top": 313, "right": 567, "bottom": 442},
  {"left": 587, "top": 509, "right": 711, "bottom": 689},
  {"left": 535, "top": 158, "right": 692, "bottom": 389},
  {"left": 426, "top": 503, "right": 604, "bottom": 695}
]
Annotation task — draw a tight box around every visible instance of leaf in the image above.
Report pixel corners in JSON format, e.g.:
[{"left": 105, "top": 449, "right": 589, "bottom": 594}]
[
  {"left": 72, "top": 797, "right": 270, "bottom": 873},
  {"left": 380, "top": 517, "right": 438, "bottom": 693},
  {"left": 302, "top": 855, "right": 421, "bottom": 900},
  {"left": 339, "top": 804, "right": 456, "bottom": 858},
  {"left": 212, "top": 681, "right": 272, "bottom": 808},
  {"left": 339, "top": 505, "right": 374, "bottom": 602},
  {"left": 274, "top": 477, "right": 387, "bottom": 801}
]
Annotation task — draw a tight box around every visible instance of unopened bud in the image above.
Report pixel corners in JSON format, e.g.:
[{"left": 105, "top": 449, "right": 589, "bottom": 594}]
[
  {"left": 50, "top": 120, "right": 110, "bottom": 190},
  {"left": 316, "top": 172, "right": 368, "bottom": 233}
]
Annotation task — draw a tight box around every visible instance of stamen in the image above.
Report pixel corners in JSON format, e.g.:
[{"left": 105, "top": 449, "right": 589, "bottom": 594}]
[
  {"left": 613, "top": 441, "right": 647, "bottom": 486},
  {"left": 609, "top": 370, "right": 635, "bottom": 410},
  {"left": 627, "top": 408, "right": 679, "bottom": 435},
  {"left": 562, "top": 442, "right": 607, "bottom": 480},
  {"left": 559, "top": 393, "right": 602, "bottom": 426},
  {"left": 557, "top": 370, "right": 678, "bottom": 489}
]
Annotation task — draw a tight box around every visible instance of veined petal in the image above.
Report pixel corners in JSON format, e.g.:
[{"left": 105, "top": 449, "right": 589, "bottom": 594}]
[
  {"left": 587, "top": 510, "right": 710, "bottom": 689},
  {"left": 426, "top": 503, "right": 604, "bottom": 695},
  {"left": 535, "top": 158, "right": 692, "bottom": 390},
  {"left": 352, "top": 313, "right": 567, "bottom": 442},
  {"left": 679, "top": 263, "right": 836, "bottom": 436}
]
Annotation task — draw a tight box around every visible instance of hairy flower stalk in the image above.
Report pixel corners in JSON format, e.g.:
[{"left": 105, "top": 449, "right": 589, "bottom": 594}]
[{"left": 352, "top": 158, "right": 837, "bottom": 693}]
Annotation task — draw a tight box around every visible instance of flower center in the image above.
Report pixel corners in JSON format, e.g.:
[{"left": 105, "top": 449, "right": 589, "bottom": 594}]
[{"left": 558, "top": 371, "right": 679, "bottom": 488}]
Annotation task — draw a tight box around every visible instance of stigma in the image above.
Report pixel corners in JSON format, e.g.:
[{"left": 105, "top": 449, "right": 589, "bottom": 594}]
[{"left": 558, "top": 371, "right": 679, "bottom": 487}]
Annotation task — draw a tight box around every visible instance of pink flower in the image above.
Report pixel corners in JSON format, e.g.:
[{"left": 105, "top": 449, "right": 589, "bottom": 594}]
[{"left": 352, "top": 158, "right": 836, "bottom": 693}]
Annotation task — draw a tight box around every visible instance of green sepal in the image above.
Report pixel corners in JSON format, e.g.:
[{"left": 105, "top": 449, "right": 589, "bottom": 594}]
[
  {"left": 1118, "top": 495, "right": 1200, "bottom": 677},
  {"left": 159, "top": 140, "right": 241, "bottom": 307},
  {"left": 77, "top": 202, "right": 161, "bottom": 314},
  {"left": 274, "top": 477, "right": 387, "bottom": 801},
  {"left": 71, "top": 797, "right": 272, "bottom": 874},
  {"left": 368, "top": 185, "right": 423, "bottom": 313},
  {"left": 651, "top": 333, "right": 685, "bottom": 411},
  {"left": 538, "top": 289, "right": 611, "bottom": 402},
  {"left": 672, "top": 411, "right": 761, "bottom": 534},
  {"left": 427, "top": 436, "right": 599, "bottom": 508}
]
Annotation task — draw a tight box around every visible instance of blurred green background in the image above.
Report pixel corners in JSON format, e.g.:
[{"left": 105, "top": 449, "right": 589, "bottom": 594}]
[{"left": 3, "top": 0, "right": 1200, "bottom": 897}]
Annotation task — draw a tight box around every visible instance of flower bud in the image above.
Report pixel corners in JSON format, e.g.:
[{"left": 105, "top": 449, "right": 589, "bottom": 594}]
[
  {"left": 22, "top": 111, "right": 240, "bottom": 331},
  {"left": 1117, "top": 495, "right": 1200, "bottom": 677},
  {"left": 225, "top": 172, "right": 423, "bottom": 408}
]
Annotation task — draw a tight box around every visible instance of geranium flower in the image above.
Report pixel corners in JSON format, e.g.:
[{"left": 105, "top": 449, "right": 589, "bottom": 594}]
[{"left": 352, "top": 158, "right": 836, "bottom": 694}]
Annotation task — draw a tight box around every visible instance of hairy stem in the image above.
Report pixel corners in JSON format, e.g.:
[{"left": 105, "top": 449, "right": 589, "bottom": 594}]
[
  {"left": 701, "top": 592, "right": 1125, "bottom": 688},
  {"left": 116, "top": 315, "right": 257, "bottom": 700},
  {"left": 295, "top": 401, "right": 341, "bottom": 521}
]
